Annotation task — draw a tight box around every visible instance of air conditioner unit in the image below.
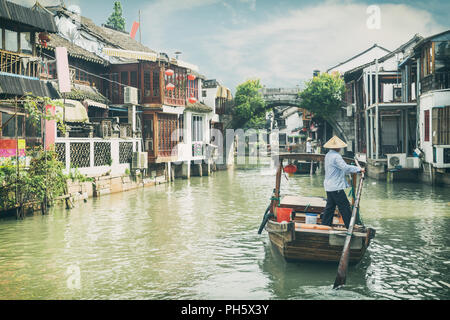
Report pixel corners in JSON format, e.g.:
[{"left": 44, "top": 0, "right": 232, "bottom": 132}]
[
  {"left": 406, "top": 157, "right": 421, "bottom": 169},
  {"left": 434, "top": 147, "right": 450, "bottom": 167},
  {"left": 387, "top": 153, "right": 407, "bottom": 169},
  {"left": 132, "top": 152, "right": 148, "bottom": 169},
  {"left": 124, "top": 86, "right": 138, "bottom": 105},
  {"left": 393, "top": 87, "right": 402, "bottom": 102}
]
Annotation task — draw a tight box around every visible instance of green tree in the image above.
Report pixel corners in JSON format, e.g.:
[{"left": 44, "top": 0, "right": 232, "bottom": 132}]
[
  {"left": 232, "top": 79, "right": 267, "bottom": 129},
  {"left": 298, "top": 72, "right": 345, "bottom": 119},
  {"left": 105, "top": 2, "right": 126, "bottom": 32}
]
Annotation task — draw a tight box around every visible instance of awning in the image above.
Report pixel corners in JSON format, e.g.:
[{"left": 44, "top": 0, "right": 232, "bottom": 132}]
[
  {"left": 55, "top": 99, "right": 89, "bottom": 123},
  {"left": 103, "top": 48, "right": 157, "bottom": 62},
  {"left": 84, "top": 99, "right": 108, "bottom": 109},
  {"left": 216, "top": 86, "right": 231, "bottom": 99},
  {"left": 0, "top": 73, "right": 61, "bottom": 99},
  {"left": 174, "top": 59, "right": 199, "bottom": 72}
]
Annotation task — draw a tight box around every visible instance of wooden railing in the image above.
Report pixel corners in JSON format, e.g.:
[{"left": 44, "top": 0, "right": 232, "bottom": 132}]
[
  {"left": 0, "top": 49, "right": 39, "bottom": 78},
  {"left": 421, "top": 72, "right": 450, "bottom": 93}
]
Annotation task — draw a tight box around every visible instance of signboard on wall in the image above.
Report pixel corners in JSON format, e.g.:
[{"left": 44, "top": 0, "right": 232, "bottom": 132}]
[
  {"left": 0, "top": 139, "right": 26, "bottom": 166},
  {"left": 55, "top": 47, "right": 71, "bottom": 93}
]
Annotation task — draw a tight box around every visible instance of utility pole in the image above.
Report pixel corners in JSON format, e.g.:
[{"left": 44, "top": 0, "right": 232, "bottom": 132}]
[{"left": 139, "top": 10, "right": 142, "bottom": 44}]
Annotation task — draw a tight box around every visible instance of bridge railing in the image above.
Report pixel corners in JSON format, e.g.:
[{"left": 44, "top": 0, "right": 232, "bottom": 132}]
[{"left": 260, "top": 88, "right": 301, "bottom": 95}]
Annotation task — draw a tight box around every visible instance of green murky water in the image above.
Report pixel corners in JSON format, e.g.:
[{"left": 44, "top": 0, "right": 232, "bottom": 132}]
[{"left": 0, "top": 166, "right": 449, "bottom": 300}]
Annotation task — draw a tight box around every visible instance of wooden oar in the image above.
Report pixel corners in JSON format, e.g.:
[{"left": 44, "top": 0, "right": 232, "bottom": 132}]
[
  {"left": 333, "top": 159, "right": 365, "bottom": 289},
  {"left": 258, "top": 202, "right": 273, "bottom": 234}
]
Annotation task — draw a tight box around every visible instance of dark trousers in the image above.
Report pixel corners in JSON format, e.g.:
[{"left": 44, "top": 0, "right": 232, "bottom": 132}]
[{"left": 321, "top": 190, "right": 352, "bottom": 229}]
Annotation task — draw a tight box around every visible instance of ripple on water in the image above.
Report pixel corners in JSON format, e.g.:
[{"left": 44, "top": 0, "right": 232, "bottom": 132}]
[{"left": 0, "top": 170, "right": 449, "bottom": 300}]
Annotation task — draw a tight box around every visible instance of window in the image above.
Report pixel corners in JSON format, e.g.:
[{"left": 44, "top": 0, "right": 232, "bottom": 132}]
[
  {"left": 5, "top": 29, "right": 18, "bottom": 52},
  {"left": 158, "top": 114, "right": 178, "bottom": 156},
  {"left": 435, "top": 41, "right": 450, "bottom": 73},
  {"left": 130, "top": 71, "right": 138, "bottom": 88},
  {"left": 26, "top": 116, "right": 41, "bottom": 137},
  {"left": 153, "top": 71, "right": 159, "bottom": 97},
  {"left": 111, "top": 73, "right": 119, "bottom": 102},
  {"left": 178, "top": 114, "right": 184, "bottom": 143},
  {"left": 202, "top": 90, "right": 207, "bottom": 98},
  {"left": 432, "top": 106, "right": 450, "bottom": 145},
  {"left": 192, "top": 115, "right": 203, "bottom": 142},
  {"left": 121, "top": 71, "right": 129, "bottom": 85},
  {"left": 143, "top": 119, "right": 153, "bottom": 140},
  {"left": 20, "top": 32, "right": 32, "bottom": 54},
  {"left": 424, "top": 110, "right": 430, "bottom": 142},
  {"left": 187, "top": 79, "right": 198, "bottom": 100},
  {"left": 2, "top": 113, "right": 15, "bottom": 137},
  {"left": 1, "top": 113, "right": 24, "bottom": 137},
  {"left": 0, "top": 29, "right": 3, "bottom": 50},
  {"left": 144, "top": 71, "right": 151, "bottom": 97}
]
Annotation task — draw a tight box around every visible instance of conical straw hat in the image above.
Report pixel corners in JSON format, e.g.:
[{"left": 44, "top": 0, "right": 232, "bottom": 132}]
[{"left": 323, "top": 136, "right": 347, "bottom": 149}]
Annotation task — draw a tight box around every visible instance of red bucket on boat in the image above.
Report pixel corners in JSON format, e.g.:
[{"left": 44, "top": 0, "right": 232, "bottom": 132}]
[{"left": 276, "top": 207, "right": 293, "bottom": 223}]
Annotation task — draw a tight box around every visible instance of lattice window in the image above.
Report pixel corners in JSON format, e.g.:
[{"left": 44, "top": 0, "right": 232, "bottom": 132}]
[
  {"left": 70, "top": 142, "right": 90, "bottom": 168},
  {"left": 55, "top": 142, "right": 66, "bottom": 164},
  {"left": 119, "top": 142, "right": 134, "bottom": 164},
  {"left": 158, "top": 114, "right": 178, "bottom": 157},
  {"left": 94, "top": 142, "right": 111, "bottom": 167}
]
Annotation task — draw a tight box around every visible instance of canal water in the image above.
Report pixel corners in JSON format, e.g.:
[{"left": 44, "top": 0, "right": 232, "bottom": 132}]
[{"left": 0, "top": 165, "right": 449, "bottom": 300}]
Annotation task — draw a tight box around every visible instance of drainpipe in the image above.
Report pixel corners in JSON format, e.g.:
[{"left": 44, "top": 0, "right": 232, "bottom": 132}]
[
  {"left": 365, "top": 72, "right": 370, "bottom": 162},
  {"left": 375, "top": 59, "right": 379, "bottom": 160}
]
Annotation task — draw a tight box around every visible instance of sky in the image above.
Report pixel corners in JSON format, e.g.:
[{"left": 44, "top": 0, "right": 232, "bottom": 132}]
[{"left": 12, "top": 0, "right": 450, "bottom": 91}]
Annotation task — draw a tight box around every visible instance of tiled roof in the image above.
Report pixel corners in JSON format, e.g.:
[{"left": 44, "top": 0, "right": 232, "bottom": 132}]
[
  {"left": 185, "top": 102, "right": 213, "bottom": 113},
  {"left": 38, "top": 33, "right": 108, "bottom": 65},
  {"left": 0, "top": 0, "right": 57, "bottom": 32},
  {"left": 0, "top": 73, "right": 60, "bottom": 98}
]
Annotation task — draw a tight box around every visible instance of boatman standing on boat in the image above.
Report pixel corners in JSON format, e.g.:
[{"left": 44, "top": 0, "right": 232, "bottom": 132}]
[
  {"left": 306, "top": 137, "right": 313, "bottom": 153},
  {"left": 321, "top": 136, "right": 365, "bottom": 229}
]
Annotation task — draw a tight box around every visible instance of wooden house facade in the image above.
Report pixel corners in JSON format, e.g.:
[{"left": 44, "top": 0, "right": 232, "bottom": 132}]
[{"left": 0, "top": 0, "right": 60, "bottom": 152}]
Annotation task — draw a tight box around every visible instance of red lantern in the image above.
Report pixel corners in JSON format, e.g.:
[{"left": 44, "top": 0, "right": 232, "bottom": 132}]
[
  {"left": 283, "top": 164, "right": 297, "bottom": 174},
  {"left": 165, "top": 69, "right": 174, "bottom": 77},
  {"left": 187, "top": 74, "right": 196, "bottom": 81},
  {"left": 188, "top": 96, "right": 197, "bottom": 104},
  {"left": 39, "top": 32, "right": 50, "bottom": 48},
  {"left": 166, "top": 83, "right": 175, "bottom": 91}
]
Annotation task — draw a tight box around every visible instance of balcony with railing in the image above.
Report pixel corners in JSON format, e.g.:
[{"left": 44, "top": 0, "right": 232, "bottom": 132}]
[
  {"left": 215, "top": 98, "right": 234, "bottom": 115},
  {"left": 421, "top": 72, "right": 450, "bottom": 93},
  {"left": 0, "top": 49, "right": 39, "bottom": 78}
]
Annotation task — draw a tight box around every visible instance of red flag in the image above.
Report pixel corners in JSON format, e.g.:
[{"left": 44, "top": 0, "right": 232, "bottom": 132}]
[{"left": 130, "top": 22, "right": 140, "bottom": 39}]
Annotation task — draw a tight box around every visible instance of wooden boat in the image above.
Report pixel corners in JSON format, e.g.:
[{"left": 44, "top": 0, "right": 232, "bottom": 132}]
[
  {"left": 293, "top": 160, "right": 317, "bottom": 174},
  {"left": 260, "top": 153, "right": 376, "bottom": 265}
]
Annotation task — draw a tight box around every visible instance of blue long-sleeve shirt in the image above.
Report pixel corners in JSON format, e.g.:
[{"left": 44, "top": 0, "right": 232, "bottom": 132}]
[{"left": 323, "top": 150, "right": 361, "bottom": 192}]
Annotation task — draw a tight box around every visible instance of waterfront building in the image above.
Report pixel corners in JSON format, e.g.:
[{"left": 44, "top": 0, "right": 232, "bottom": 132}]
[
  {"left": 39, "top": 4, "right": 214, "bottom": 179},
  {"left": 0, "top": 0, "right": 60, "bottom": 162},
  {"left": 37, "top": 4, "right": 141, "bottom": 177},
  {"left": 343, "top": 35, "right": 423, "bottom": 181},
  {"left": 309, "top": 45, "right": 392, "bottom": 157},
  {"left": 412, "top": 30, "right": 450, "bottom": 185},
  {"left": 200, "top": 79, "right": 234, "bottom": 170}
]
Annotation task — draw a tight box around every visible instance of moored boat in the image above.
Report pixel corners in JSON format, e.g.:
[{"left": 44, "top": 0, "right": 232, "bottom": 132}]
[{"left": 259, "top": 153, "right": 376, "bottom": 265}]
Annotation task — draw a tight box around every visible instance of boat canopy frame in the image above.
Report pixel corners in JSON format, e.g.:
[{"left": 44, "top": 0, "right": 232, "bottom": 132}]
[{"left": 270, "top": 153, "right": 364, "bottom": 214}]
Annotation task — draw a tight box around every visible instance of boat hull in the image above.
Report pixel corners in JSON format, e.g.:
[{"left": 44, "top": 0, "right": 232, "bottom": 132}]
[{"left": 266, "top": 220, "right": 375, "bottom": 264}]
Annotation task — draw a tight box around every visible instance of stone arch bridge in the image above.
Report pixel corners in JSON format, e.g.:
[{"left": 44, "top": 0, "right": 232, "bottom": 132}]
[{"left": 260, "top": 87, "right": 351, "bottom": 145}]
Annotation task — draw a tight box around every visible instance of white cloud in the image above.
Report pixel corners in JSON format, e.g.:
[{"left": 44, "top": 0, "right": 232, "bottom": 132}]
[
  {"left": 200, "top": 1, "right": 446, "bottom": 89},
  {"left": 140, "top": 0, "right": 221, "bottom": 51}
]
